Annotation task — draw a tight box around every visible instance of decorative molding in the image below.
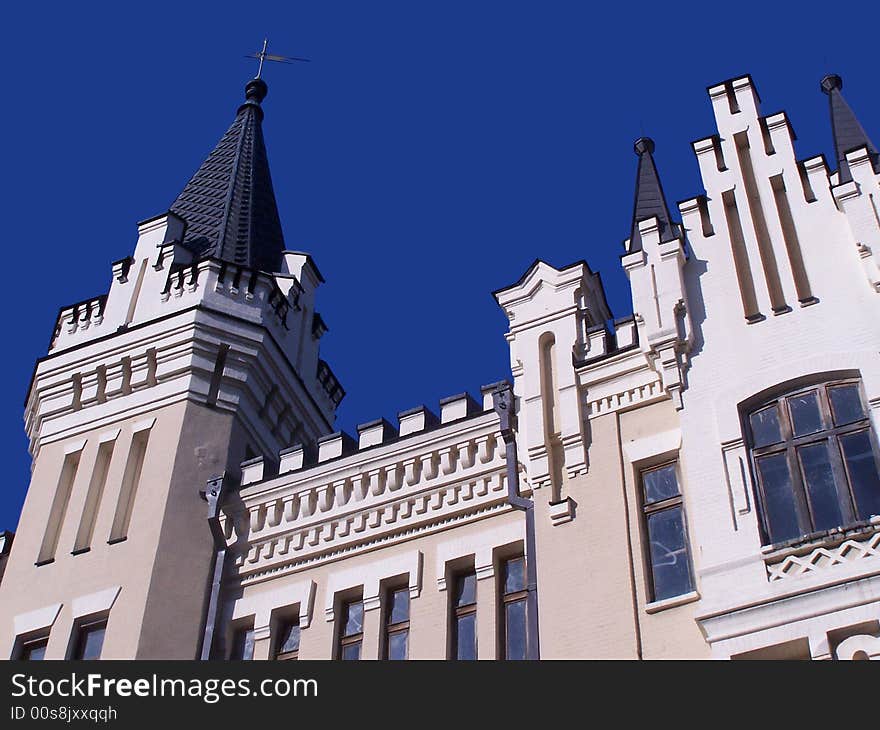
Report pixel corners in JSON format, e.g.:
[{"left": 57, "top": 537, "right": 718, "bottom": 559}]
[
  {"left": 70, "top": 585, "right": 121, "bottom": 619},
  {"left": 13, "top": 603, "right": 62, "bottom": 638},
  {"left": 766, "top": 526, "right": 880, "bottom": 582}
]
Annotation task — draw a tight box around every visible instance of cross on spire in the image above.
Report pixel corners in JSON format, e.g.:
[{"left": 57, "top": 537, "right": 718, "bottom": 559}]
[{"left": 246, "top": 38, "right": 310, "bottom": 80}]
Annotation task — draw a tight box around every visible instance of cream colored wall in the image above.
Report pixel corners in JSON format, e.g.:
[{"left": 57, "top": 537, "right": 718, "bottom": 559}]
[
  {"left": 0, "top": 399, "right": 248, "bottom": 659},
  {"left": 0, "top": 402, "right": 189, "bottom": 658},
  {"left": 618, "top": 399, "right": 710, "bottom": 659},
  {"left": 224, "top": 510, "right": 525, "bottom": 660},
  {"left": 532, "top": 412, "right": 639, "bottom": 658}
]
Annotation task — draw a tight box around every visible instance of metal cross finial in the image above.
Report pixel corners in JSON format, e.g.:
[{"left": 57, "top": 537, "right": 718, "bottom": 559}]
[{"left": 246, "top": 38, "right": 310, "bottom": 80}]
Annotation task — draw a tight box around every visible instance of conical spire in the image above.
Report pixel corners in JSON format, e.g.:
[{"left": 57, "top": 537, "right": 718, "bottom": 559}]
[
  {"left": 820, "top": 74, "right": 879, "bottom": 184},
  {"left": 170, "top": 78, "right": 286, "bottom": 272},
  {"left": 628, "top": 137, "right": 678, "bottom": 252}
]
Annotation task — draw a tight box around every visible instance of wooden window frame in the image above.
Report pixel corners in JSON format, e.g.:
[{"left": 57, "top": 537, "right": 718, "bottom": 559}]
[
  {"left": 745, "top": 378, "right": 880, "bottom": 546},
  {"left": 337, "top": 598, "right": 364, "bottom": 661},
  {"left": 451, "top": 570, "right": 477, "bottom": 660},
  {"left": 15, "top": 635, "right": 49, "bottom": 660},
  {"left": 500, "top": 556, "right": 528, "bottom": 660},
  {"left": 639, "top": 461, "right": 695, "bottom": 602},
  {"left": 273, "top": 620, "right": 300, "bottom": 661},
  {"left": 70, "top": 618, "right": 107, "bottom": 661},
  {"left": 382, "top": 586, "right": 410, "bottom": 660}
]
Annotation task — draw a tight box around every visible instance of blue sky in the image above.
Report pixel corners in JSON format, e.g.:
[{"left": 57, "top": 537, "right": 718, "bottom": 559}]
[{"left": 1, "top": 1, "right": 878, "bottom": 530}]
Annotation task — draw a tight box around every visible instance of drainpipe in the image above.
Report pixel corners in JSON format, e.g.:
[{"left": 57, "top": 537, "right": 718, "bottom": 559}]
[
  {"left": 492, "top": 381, "right": 540, "bottom": 660},
  {"left": 199, "top": 472, "right": 227, "bottom": 661}
]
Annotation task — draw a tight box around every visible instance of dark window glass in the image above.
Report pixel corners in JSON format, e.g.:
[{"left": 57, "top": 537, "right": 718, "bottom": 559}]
[
  {"left": 504, "top": 599, "right": 527, "bottom": 660},
  {"left": 342, "top": 601, "right": 363, "bottom": 637},
  {"left": 829, "top": 385, "right": 865, "bottom": 426},
  {"left": 384, "top": 588, "right": 409, "bottom": 661},
  {"left": 646, "top": 506, "right": 694, "bottom": 602},
  {"left": 503, "top": 557, "right": 525, "bottom": 594},
  {"left": 642, "top": 464, "right": 680, "bottom": 505},
  {"left": 455, "top": 613, "right": 476, "bottom": 661},
  {"left": 20, "top": 639, "right": 47, "bottom": 660},
  {"left": 73, "top": 621, "right": 106, "bottom": 661},
  {"left": 387, "top": 631, "right": 407, "bottom": 661},
  {"left": 338, "top": 598, "right": 364, "bottom": 661},
  {"left": 750, "top": 406, "right": 782, "bottom": 447},
  {"left": 388, "top": 589, "right": 409, "bottom": 625},
  {"left": 641, "top": 464, "right": 695, "bottom": 602},
  {"left": 452, "top": 571, "right": 477, "bottom": 660},
  {"left": 798, "top": 443, "right": 844, "bottom": 531},
  {"left": 501, "top": 556, "right": 529, "bottom": 660},
  {"left": 230, "top": 627, "right": 254, "bottom": 660},
  {"left": 757, "top": 453, "right": 801, "bottom": 543},
  {"left": 275, "top": 622, "right": 300, "bottom": 659},
  {"left": 788, "top": 391, "right": 823, "bottom": 437},
  {"left": 747, "top": 379, "right": 880, "bottom": 545},
  {"left": 454, "top": 572, "right": 476, "bottom": 607},
  {"left": 840, "top": 431, "right": 880, "bottom": 520}
]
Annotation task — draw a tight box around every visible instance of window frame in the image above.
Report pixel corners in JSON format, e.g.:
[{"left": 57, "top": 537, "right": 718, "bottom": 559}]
[
  {"left": 13, "top": 634, "right": 49, "bottom": 661},
  {"left": 639, "top": 460, "right": 696, "bottom": 603},
  {"left": 273, "top": 619, "right": 300, "bottom": 661},
  {"left": 70, "top": 618, "right": 107, "bottom": 661},
  {"left": 499, "top": 555, "right": 528, "bottom": 660},
  {"left": 744, "top": 377, "right": 880, "bottom": 546},
  {"left": 228, "top": 624, "right": 255, "bottom": 661},
  {"left": 337, "top": 597, "right": 364, "bottom": 661},
  {"left": 450, "top": 569, "right": 477, "bottom": 661},
  {"left": 381, "top": 585, "right": 410, "bottom": 661}
]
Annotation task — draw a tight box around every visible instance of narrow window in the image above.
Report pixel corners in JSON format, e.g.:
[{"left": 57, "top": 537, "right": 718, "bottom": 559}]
[
  {"left": 274, "top": 620, "right": 300, "bottom": 660},
  {"left": 451, "top": 571, "right": 477, "bottom": 660},
  {"left": 73, "top": 440, "right": 115, "bottom": 554},
  {"left": 15, "top": 635, "right": 49, "bottom": 660},
  {"left": 109, "top": 429, "right": 150, "bottom": 543},
  {"left": 746, "top": 379, "right": 880, "bottom": 545},
  {"left": 500, "top": 556, "right": 528, "bottom": 660},
  {"left": 229, "top": 626, "right": 255, "bottom": 660},
  {"left": 71, "top": 619, "right": 106, "bottom": 660},
  {"left": 37, "top": 449, "right": 82, "bottom": 564},
  {"left": 383, "top": 587, "right": 410, "bottom": 660},
  {"left": 641, "top": 463, "right": 695, "bottom": 602},
  {"left": 338, "top": 598, "right": 364, "bottom": 660}
]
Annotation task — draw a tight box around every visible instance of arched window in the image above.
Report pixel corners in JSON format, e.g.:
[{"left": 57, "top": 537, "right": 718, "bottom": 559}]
[{"left": 745, "top": 377, "right": 880, "bottom": 545}]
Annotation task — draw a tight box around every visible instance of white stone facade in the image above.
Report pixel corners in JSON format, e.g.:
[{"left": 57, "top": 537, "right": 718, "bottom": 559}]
[{"left": 0, "top": 72, "right": 878, "bottom": 660}]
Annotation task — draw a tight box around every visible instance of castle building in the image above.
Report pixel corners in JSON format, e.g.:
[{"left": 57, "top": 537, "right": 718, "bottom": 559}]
[{"left": 1, "top": 70, "right": 879, "bottom": 661}]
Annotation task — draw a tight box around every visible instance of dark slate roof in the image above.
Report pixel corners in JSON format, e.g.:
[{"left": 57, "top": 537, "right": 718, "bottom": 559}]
[
  {"left": 821, "top": 74, "right": 879, "bottom": 184},
  {"left": 627, "top": 137, "right": 679, "bottom": 253},
  {"left": 170, "top": 78, "right": 285, "bottom": 273}
]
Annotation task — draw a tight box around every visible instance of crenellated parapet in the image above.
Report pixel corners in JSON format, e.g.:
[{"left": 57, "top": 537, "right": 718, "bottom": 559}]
[{"left": 222, "top": 387, "right": 517, "bottom": 586}]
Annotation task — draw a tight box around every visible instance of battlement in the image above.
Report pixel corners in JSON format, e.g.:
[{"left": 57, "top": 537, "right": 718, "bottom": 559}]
[{"left": 240, "top": 383, "right": 503, "bottom": 489}]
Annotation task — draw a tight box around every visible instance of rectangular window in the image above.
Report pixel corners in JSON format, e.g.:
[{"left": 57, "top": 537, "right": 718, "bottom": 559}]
[
  {"left": 383, "top": 587, "right": 409, "bottom": 660},
  {"left": 37, "top": 450, "right": 82, "bottom": 564},
  {"left": 15, "top": 636, "right": 49, "bottom": 660},
  {"left": 338, "top": 598, "right": 363, "bottom": 660},
  {"left": 501, "top": 556, "right": 528, "bottom": 660},
  {"left": 229, "top": 626, "right": 255, "bottom": 660},
  {"left": 109, "top": 429, "right": 150, "bottom": 543},
  {"left": 640, "top": 463, "right": 695, "bottom": 602},
  {"left": 71, "top": 619, "right": 106, "bottom": 660},
  {"left": 274, "top": 620, "right": 300, "bottom": 660},
  {"left": 452, "top": 570, "right": 477, "bottom": 660}
]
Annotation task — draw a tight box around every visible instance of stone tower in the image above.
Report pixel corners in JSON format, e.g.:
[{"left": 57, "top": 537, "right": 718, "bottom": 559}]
[{"left": 0, "top": 77, "right": 343, "bottom": 659}]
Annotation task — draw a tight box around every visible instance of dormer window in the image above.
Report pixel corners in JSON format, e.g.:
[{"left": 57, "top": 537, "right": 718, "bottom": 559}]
[{"left": 745, "top": 378, "right": 880, "bottom": 546}]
